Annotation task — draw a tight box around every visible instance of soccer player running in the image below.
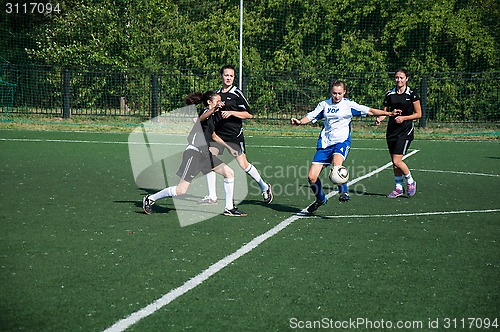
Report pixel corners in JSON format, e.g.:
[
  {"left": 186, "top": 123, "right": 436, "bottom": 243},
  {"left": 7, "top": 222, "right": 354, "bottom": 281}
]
[
  {"left": 142, "top": 91, "right": 247, "bottom": 217},
  {"left": 375, "top": 68, "right": 422, "bottom": 198},
  {"left": 291, "top": 80, "right": 398, "bottom": 213},
  {"left": 199, "top": 65, "right": 273, "bottom": 205}
]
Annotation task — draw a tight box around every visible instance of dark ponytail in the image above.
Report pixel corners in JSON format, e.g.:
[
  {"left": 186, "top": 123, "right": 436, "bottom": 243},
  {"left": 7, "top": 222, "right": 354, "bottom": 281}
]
[
  {"left": 185, "top": 92, "right": 203, "bottom": 105},
  {"left": 185, "top": 91, "right": 218, "bottom": 107}
]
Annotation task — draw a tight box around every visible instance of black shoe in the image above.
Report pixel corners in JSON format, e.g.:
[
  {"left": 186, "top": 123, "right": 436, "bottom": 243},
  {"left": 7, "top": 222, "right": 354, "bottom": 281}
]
[
  {"left": 339, "top": 192, "right": 350, "bottom": 202},
  {"left": 142, "top": 195, "right": 155, "bottom": 214},
  {"left": 307, "top": 197, "right": 328, "bottom": 213},
  {"left": 223, "top": 207, "right": 248, "bottom": 217},
  {"left": 262, "top": 183, "right": 273, "bottom": 204}
]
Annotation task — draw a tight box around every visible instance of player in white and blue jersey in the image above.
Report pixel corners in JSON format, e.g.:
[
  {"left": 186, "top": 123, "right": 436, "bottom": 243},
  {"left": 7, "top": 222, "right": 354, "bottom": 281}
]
[{"left": 291, "top": 80, "right": 398, "bottom": 213}]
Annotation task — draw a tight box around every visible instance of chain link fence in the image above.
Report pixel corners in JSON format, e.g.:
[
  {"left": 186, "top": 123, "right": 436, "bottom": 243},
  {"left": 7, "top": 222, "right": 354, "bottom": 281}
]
[{"left": 1, "top": 64, "right": 498, "bottom": 126}]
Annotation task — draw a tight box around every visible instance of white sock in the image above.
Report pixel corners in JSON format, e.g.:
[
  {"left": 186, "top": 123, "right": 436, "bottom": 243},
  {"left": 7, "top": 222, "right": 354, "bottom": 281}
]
[
  {"left": 206, "top": 171, "right": 217, "bottom": 200},
  {"left": 404, "top": 172, "right": 415, "bottom": 185},
  {"left": 150, "top": 186, "right": 177, "bottom": 201},
  {"left": 394, "top": 176, "right": 404, "bottom": 190},
  {"left": 244, "top": 164, "right": 268, "bottom": 191},
  {"left": 223, "top": 177, "right": 235, "bottom": 210}
]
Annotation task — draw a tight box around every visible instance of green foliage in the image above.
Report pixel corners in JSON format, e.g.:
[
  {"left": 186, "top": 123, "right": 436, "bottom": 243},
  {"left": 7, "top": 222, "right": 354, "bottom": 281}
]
[
  {"left": 1, "top": 0, "right": 498, "bottom": 120},
  {"left": 18, "top": 0, "right": 498, "bottom": 74},
  {"left": 423, "top": 72, "right": 499, "bottom": 122},
  {"left": 380, "top": 0, "right": 498, "bottom": 72}
]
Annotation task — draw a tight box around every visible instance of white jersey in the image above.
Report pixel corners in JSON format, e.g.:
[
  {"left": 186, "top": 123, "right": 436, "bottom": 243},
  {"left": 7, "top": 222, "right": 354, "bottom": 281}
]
[{"left": 306, "top": 97, "right": 370, "bottom": 148}]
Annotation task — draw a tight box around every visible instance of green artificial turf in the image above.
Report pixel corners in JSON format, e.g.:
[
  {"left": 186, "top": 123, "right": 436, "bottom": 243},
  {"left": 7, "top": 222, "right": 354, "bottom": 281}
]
[{"left": 0, "top": 129, "right": 499, "bottom": 331}]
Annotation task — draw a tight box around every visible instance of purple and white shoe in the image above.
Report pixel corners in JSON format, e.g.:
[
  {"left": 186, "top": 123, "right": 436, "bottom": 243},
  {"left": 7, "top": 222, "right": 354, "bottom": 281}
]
[{"left": 387, "top": 187, "right": 404, "bottom": 198}]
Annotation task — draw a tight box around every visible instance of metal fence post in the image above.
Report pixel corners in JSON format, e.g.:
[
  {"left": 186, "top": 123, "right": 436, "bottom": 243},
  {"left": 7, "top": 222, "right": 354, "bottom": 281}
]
[
  {"left": 419, "top": 76, "right": 427, "bottom": 128},
  {"left": 151, "top": 73, "right": 158, "bottom": 119},
  {"left": 62, "top": 68, "right": 71, "bottom": 119}
]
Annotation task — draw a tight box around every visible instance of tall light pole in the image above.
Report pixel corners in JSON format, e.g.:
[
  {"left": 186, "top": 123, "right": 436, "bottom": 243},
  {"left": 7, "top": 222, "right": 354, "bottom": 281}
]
[{"left": 239, "top": 0, "right": 243, "bottom": 89}]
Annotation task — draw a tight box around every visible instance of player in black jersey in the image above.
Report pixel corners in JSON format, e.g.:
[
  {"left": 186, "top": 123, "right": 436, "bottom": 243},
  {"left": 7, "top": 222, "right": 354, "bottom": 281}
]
[
  {"left": 376, "top": 68, "right": 422, "bottom": 198},
  {"left": 142, "top": 91, "right": 247, "bottom": 217},
  {"left": 199, "top": 65, "right": 273, "bottom": 205}
]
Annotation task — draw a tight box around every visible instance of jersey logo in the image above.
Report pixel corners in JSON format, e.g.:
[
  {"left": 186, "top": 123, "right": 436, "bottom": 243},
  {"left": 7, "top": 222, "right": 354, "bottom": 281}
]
[{"left": 326, "top": 107, "right": 339, "bottom": 113}]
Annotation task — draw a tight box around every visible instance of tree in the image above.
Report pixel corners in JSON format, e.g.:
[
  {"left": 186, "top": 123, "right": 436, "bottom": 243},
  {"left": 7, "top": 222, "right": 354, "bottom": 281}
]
[{"left": 19, "top": 0, "right": 497, "bottom": 73}]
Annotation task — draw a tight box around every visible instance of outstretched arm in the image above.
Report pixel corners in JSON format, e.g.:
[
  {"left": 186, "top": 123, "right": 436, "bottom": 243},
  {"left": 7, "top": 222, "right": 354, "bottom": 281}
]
[
  {"left": 290, "top": 116, "right": 311, "bottom": 126},
  {"left": 367, "top": 108, "right": 400, "bottom": 117}
]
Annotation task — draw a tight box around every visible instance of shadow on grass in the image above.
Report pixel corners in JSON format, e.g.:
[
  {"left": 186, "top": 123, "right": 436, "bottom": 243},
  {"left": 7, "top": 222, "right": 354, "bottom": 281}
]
[{"left": 238, "top": 199, "right": 303, "bottom": 214}]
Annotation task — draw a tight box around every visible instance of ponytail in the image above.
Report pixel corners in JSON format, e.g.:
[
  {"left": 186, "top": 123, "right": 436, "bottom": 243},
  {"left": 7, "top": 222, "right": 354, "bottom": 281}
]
[
  {"left": 185, "top": 92, "right": 203, "bottom": 105},
  {"left": 185, "top": 91, "right": 218, "bottom": 107}
]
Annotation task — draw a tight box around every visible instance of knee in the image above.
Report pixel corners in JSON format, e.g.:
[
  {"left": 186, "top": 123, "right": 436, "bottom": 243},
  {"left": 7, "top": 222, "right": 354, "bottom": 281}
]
[
  {"left": 391, "top": 157, "right": 403, "bottom": 168},
  {"left": 392, "top": 160, "right": 405, "bottom": 169},
  {"left": 308, "top": 173, "right": 318, "bottom": 183},
  {"left": 225, "top": 167, "right": 234, "bottom": 178}
]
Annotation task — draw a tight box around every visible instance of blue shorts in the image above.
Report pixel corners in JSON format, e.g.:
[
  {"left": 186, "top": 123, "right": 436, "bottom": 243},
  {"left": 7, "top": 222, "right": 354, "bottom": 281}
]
[{"left": 312, "top": 142, "right": 350, "bottom": 165}]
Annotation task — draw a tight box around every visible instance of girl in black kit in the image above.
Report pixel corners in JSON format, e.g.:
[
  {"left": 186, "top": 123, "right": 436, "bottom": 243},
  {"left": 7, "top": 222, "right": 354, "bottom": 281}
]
[
  {"left": 199, "top": 65, "right": 273, "bottom": 205},
  {"left": 142, "top": 91, "right": 247, "bottom": 217},
  {"left": 376, "top": 68, "right": 422, "bottom": 198}
]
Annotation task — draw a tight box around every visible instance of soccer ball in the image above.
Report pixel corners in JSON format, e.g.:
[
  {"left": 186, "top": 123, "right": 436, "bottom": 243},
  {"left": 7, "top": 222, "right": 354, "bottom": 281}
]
[{"left": 329, "top": 165, "right": 349, "bottom": 185}]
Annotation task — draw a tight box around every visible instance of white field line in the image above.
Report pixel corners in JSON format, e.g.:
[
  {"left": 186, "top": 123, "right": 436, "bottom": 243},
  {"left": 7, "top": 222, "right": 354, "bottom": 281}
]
[
  {"left": 10, "top": 136, "right": 497, "bottom": 328},
  {"left": 0, "top": 137, "right": 134, "bottom": 145},
  {"left": 301, "top": 209, "right": 500, "bottom": 219},
  {"left": 414, "top": 168, "right": 500, "bottom": 178},
  {"left": 0, "top": 137, "right": 387, "bottom": 150},
  {"left": 318, "top": 149, "right": 420, "bottom": 202},
  {"left": 103, "top": 150, "right": 420, "bottom": 331},
  {"left": 103, "top": 214, "right": 302, "bottom": 332},
  {"left": 3, "top": 138, "right": 499, "bottom": 177}
]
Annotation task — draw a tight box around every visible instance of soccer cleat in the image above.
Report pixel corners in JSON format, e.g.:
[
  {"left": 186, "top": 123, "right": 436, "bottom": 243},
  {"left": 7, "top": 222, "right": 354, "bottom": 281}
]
[
  {"left": 223, "top": 207, "right": 248, "bottom": 217},
  {"left": 339, "top": 192, "right": 350, "bottom": 202},
  {"left": 142, "top": 195, "right": 155, "bottom": 214},
  {"left": 387, "top": 187, "right": 404, "bottom": 198},
  {"left": 407, "top": 181, "right": 417, "bottom": 197},
  {"left": 307, "top": 197, "right": 328, "bottom": 213},
  {"left": 262, "top": 183, "right": 273, "bottom": 204},
  {"left": 198, "top": 196, "right": 218, "bottom": 205}
]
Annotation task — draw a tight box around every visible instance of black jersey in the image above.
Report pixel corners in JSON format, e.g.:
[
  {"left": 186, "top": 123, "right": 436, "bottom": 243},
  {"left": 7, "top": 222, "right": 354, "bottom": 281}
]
[
  {"left": 383, "top": 86, "right": 420, "bottom": 141},
  {"left": 214, "top": 86, "right": 251, "bottom": 141},
  {"left": 186, "top": 107, "right": 215, "bottom": 155}
]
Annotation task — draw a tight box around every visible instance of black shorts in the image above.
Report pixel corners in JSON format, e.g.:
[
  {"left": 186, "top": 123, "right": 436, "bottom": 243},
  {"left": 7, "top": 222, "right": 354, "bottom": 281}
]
[
  {"left": 210, "top": 136, "right": 246, "bottom": 156},
  {"left": 176, "top": 148, "right": 224, "bottom": 182},
  {"left": 387, "top": 138, "right": 412, "bottom": 155}
]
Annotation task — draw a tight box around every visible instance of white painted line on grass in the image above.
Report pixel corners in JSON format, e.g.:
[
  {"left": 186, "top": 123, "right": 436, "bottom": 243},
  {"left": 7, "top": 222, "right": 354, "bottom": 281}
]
[
  {"left": 300, "top": 209, "right": 500, "bottom": 219},
  {"left": 0, "top": 137, "right": 132, "bottom": 145},
  {"left": 0, "top": 137, "right": 389, "bottom": 150},
  {"left": 414, "top": 168, "right": 500, "bottom": 178},
  {"left": 305, "top": 149, "right": 419, "bottom": 210},
  {"left": 104, "top": 150, "right": 420, "bottom": 331},
  {"left": 103, "top": 214, "right": 302, "bottom": 332}
]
